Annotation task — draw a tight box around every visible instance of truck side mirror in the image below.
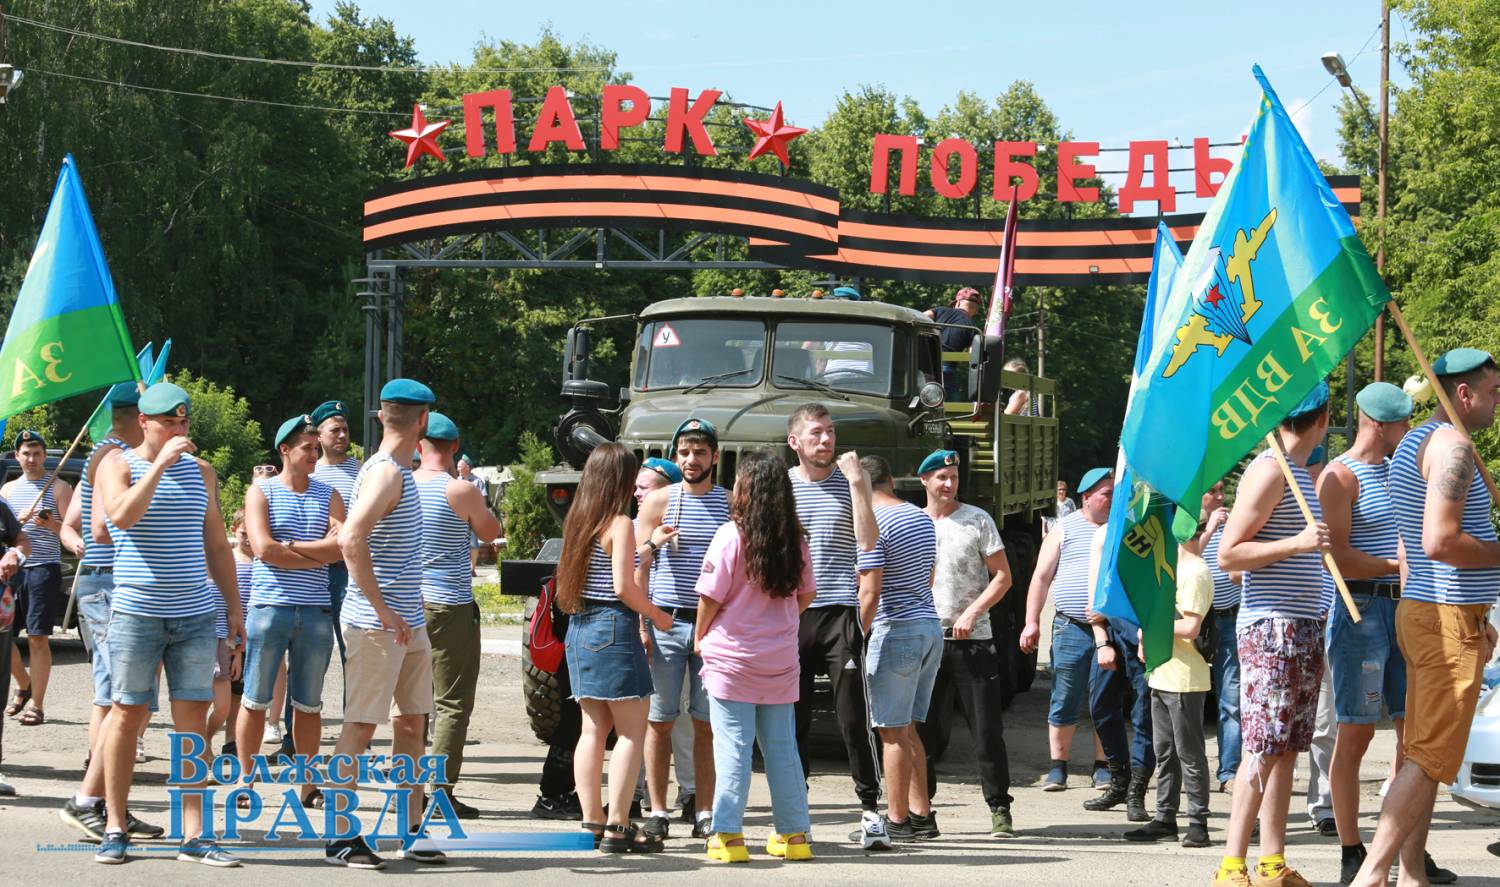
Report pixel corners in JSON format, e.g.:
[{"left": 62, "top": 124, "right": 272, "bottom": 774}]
[
  {"left": 564, "top": 327, "right": 592, "bottom": 384},
  {"left": 969, "top": 334, "right": 1005, "bottom": 402}
]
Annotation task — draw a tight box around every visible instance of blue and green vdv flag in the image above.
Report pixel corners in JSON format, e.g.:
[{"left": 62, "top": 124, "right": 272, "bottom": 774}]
[
  {"left": 85, "top": 340, "right": 169, "bottom": 445},
  {"left": 1121, "top": 66, "right": 1388, "bottom": 540},
  {"left": 0, "top": 155, "right": 140, "bottom": 418},
  {"left": 1094, "top": 223, "right": 1183, "bottom": 668}
]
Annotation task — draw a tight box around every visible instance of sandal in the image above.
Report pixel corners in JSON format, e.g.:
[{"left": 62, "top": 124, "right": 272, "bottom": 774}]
[
  {"left": 581, "top": 822, "right": 606, "bottom": 850},
  {"left": 301, "top": 787, "right": 324, "bottom": 809},
  {"left": 17, "top": 703, "right": 43, "bottom": 726},
  {"left": 600, "top": 823, "right": 660, "bottom": 854},
  {"left": 5, "top": 687, "right": 29, "bottom": 717},
  {"left": 707, "top": 832, "right": 750, "bottom": 864}
]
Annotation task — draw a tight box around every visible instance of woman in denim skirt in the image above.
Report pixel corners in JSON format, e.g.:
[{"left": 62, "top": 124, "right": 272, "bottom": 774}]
[{"left": 556, "top": 442, "right": 674, "bottom": 853}]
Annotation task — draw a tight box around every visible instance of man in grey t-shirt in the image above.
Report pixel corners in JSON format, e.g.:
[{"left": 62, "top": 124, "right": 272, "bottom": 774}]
[{"left": 912, "top": 450, "right": 1017, "bottom": 838}]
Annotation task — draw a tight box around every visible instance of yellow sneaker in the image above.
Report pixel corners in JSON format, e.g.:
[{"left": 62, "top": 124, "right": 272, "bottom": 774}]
[
  {"left": 1251, "top": 867, "right": 1311, "bottom": 887},
  {"left": 766, "top": 833, "right": 813, "bottom": 861},
  {"left": 706, "top": 833, "right": 750, "bottom": 864},
  {"left": 1212, "top": 869, "right": 1252, "bottom": 887}
]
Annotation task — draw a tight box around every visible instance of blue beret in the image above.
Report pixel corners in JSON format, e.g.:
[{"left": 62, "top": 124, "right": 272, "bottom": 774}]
[
  {"left": 13, "top": 430, "right": 45, "bottom": 450},
  {"left": 918, "top": 449, "right": 960, "bottom": 476},
  {"left": 379, "top": 378, "right": 435, "bottom": 405},
  {"left": 641, "top": 457, "right": 683, "bottom": 484},
  {"left": 425, "top": 412, "right": 459, "bottom": 441},
  {"left": 1286, "top": 380, "right": 1330, "bottom": 419},
  {"left": 831, "top": 285, "right": 863, "bottom": 301},
  {"left": 673, "top": 417, "right": 718, "bottom": 448},
  {"left": 1308, "top": 444, "right": 1327, "bottom": 466},
  {"left": 274, "top": 414, "right": 317, "bottom": 448},
  {"left": 1078, "top": 466, "right": 1112, "bottom": 495},
  {"left": 1433, "top": 347, "right": 1494, "bottom": 377},
  {"left": 310, "top": 400, "right": 349, "bottom": 426},
  {"left": 138, "top": 382, "right": 191, "bottom": 417},
  {"left": 1355, "top": 381, "right": 1413, "bottom": 423},
  {"left": 458, "top": 452, "right": 474, "bottom": 466},
  {"left": 107, "top": 381, "right": 141, "bottom": 407}
]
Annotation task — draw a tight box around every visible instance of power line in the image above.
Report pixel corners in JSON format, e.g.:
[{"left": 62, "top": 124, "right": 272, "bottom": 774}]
[
  {"left": 1, "top": 12, "right": 608, "bottom": 75},
  {"left": 23, "top": 66, "right": 412, "bottom": 116},
  {"left": 1289, "top": 22, "right": 1382, "bottom": 118}
]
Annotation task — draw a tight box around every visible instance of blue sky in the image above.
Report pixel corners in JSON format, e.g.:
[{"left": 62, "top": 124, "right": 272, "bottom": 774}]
[{"left": 316, "top": 0, "right": 1404, "bottom": 212}]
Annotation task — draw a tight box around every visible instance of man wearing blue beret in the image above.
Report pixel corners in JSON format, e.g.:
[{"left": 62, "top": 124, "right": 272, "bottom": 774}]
[
  {"left": 92, "top": 382, "right": 245, "bottom": 866},
  {"left": 414, "top": 412, "right": 499, "bottom": 820},
  {"left": 324, "top": 378, "right": 445, "bottom": 868},
  {"left": 1353, "top": 350, "right": 1500, "bottom": 887},
  {"left": 311, "top": 399, "right": 362, "bottom": 668}
]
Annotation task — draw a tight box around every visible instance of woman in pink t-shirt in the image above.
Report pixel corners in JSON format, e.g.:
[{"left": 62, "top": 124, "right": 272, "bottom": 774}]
[{"left": 694, "top": 450, "right": 817, "bottom": 863}]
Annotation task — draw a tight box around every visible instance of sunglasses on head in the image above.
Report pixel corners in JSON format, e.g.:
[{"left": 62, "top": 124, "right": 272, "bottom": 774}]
[{"left": 253, "top": 465, "right": 278, "bottom": 477}]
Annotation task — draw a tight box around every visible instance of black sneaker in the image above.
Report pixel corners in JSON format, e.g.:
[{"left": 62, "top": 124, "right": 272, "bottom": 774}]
[
  {"left": 1340, "top": 845, "right": 1368, "bottom": 886},
  {"left": 910, "top": 811, "right": 940, "bottom": 841},
  {"left": 221, "top": 741, "right": 238, "bottom": 759},
  {"left": 325, "top": 837, "right": 386, "bottom": 869},
  {"left": 1316, "top": 817, "right": 1339, "bottom": 837},
  {"left": 690, "top": 815, "right": 713, "bottom": 840},
  {"left": 642, "top": 815, "right": 670, "bottom": 842},
  {"left": 396, "top": 830, "right": 447, "bottom": 865},
  {"left": 1182, "top": 822, "right": 1210, "bottom": 848},
  {"left": 433, "top": 788, "right": 479, "bottom": 820},
  {"left": 60, "top": 798, "right": 107, "bottom": 842},
  {"left": 884, "top": 816, "right": 919, "bottom": 843},
  {"left": 126, "top": 809, "right": 165, "bottom": 839},
  {"left": 678, "top": 791, "right": 696, "bottom": 824},
  {"left": 1424, "top": 853, "right": 1457, "bottom": 885},
  {"left": 531, "top": 794, "right": 580, "bottom": 821},
  {"left": 1124, "top": 818, "right": 1178, "bottom": 842}
]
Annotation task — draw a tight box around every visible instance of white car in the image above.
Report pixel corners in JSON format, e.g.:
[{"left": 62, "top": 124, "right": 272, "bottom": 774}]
[{"left": 1451, "top": 671, "right": 1500, "bottom": 812}]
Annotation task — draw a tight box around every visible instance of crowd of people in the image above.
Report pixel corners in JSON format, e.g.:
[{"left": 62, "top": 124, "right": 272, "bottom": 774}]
[{"left": 0, "top": 346, "right": 1497, "bottom": 882}]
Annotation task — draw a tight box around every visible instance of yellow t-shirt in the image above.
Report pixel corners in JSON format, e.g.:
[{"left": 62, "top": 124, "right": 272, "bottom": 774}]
[{"left": 1147, "top": 556, "right": 1213, "bottom": 693}]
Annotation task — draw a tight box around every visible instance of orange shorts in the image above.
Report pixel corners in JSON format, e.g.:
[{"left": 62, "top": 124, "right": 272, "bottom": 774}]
[{"left": 1395, "top": 599, "right": 1491, "bottom": 784}]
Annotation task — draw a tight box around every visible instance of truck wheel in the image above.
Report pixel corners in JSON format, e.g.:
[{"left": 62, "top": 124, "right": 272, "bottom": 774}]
[
  {"left": 999, "top": 521, "right": 1040, "bottom": 702},
  {"left": 521, "top": 597, "right": 564, "bottom": 743}
]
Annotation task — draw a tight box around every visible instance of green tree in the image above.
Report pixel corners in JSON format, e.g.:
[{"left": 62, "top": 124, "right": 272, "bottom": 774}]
[
  {"left": 501, "top": 431, "right": 560, "bottom": 561},
  {"left": 170, "top": 370, "right": 265, "bottom": 522}
]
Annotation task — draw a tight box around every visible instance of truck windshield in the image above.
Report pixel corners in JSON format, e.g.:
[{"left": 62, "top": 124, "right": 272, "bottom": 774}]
[
  {"left": 772, "top": 321, "right": 895, "bottom": 396},
  {"left": 634, "top": 318, "right": 767, "bottom": 390}
]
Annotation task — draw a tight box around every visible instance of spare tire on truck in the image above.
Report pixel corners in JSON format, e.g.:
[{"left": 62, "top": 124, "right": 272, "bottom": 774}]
[{"left": 521, "top": 595, "right": 565, "bottom": 743}]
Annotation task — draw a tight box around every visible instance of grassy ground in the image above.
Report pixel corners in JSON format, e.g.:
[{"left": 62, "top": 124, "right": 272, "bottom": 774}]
[{"left": 473, "top": 582, "right": 527, "bottom": 622}]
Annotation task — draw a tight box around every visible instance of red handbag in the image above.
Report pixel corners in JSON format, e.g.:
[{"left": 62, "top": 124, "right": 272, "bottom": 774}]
[{"left": 528, "top": 576, "right": 565, "bottom": 673}]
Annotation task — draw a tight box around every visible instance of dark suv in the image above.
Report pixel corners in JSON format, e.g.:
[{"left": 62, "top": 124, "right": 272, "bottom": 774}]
[{"left": 1, "top": 447, "right": 89, "bottom": 630}]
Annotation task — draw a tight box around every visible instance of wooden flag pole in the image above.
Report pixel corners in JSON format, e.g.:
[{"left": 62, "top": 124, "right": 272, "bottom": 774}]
[
  {"left": 1262, "top": 429, "right": 1361, "bottom": 623},
  {"left": 1386, "top": 301, "right": 1500, "bottom": 505}
]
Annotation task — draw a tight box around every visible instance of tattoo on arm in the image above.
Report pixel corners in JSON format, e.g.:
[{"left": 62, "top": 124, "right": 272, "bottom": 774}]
[{"left": 1437, "top": 443, "right": 1476, "bottom": 502}]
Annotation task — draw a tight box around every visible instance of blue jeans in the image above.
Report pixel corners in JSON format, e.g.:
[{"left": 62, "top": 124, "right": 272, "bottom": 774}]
[
  {"left": 108, "top": 610, "right": 218, "bottom": 705},
  {"left": 1210, "top": 610, "right": 1242, "bottom": 782},
  {"left": 1108, "top": 618, "right": 1156, "bottom": 773},
  {"left": 1047, "top": 614, "right": 1128, "bottom": 762},
  {"left": 709, "top": 695, "right": 810, "bottom": 836},
  {"left": 647, "top": 615, "right": 709, "bottom": 722},
  {"left": 242, "top": 604, "right": 334, "bottom": 713},
  {"left": 1326, "top": 593, "right": 1405, "bottom": 724}
]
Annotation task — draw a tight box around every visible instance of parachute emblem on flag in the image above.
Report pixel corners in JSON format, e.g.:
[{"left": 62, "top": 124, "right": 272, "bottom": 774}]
[{"left": 1163, "top": 207, "right": 1278, "bottom": 378}]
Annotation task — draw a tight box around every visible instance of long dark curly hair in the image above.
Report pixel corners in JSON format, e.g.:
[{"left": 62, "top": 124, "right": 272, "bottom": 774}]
[
  {"left": 730, "top": 449, "right": 806, "bottom": 598},
  {"left": 556, "top": 442, "right": 638, "bottom": 614}
]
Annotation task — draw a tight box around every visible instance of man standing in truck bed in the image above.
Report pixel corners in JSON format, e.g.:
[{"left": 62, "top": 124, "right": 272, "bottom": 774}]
[{"left": 784, "top": 403, "right": 883, "bottom": 849}]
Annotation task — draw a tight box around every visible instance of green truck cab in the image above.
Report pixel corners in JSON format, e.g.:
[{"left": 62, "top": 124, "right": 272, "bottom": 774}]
[{"left": 508, "top": 294, "right": 1058, "bottom": 738}]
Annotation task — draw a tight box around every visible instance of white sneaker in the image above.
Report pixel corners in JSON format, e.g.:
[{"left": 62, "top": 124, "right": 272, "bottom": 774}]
[
  {"left": 1379, "top": 777, "right": 1391, "bottom": 798},
  {"left": 0, "top": 772, "right": 14, "bottom": 796},
  {"left": 854, "top": 810, "right": 892, "bottom": 851},
  {"left": 135, "top": 739, "right": 146, "bottom": 764},
  {"left": 264, "top": 723, "right": 282, "bottom": 745}
]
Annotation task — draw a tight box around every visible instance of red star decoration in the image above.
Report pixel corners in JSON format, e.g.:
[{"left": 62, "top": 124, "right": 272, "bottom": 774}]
[
  {"left": 389, "top": 104, "right": 451, "bottom": 169},
  {"left": 743, "top": 102, "right": 807, "bottom": 167},
  {"left": 1205, "top": 284, "right": 1225, "bottom": 306}
]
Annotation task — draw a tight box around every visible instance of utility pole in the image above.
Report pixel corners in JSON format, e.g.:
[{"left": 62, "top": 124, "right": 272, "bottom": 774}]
[{"left": 1375, "top": 0, "right": 1390, "bottom": 380}]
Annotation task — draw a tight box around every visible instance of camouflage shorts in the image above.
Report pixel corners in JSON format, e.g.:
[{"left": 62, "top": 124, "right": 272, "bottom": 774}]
[{"left": 1237, "top": 617, "right": 1325, "bottom": 757}]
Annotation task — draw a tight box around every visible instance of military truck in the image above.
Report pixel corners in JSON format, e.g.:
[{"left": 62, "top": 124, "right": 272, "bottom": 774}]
[{"left": 504, "top": 295, "right": 1059, "bottom": 741}]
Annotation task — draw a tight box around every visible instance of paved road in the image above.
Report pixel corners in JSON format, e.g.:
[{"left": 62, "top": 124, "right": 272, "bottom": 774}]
[{"left": 2, "top": 637, "right": 1497, "bottom": 885}]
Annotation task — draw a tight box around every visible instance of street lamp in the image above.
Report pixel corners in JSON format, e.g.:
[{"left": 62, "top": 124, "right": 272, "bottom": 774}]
[
  {"left": 1321, "top": 52, "right": 1353, "bottom": 87},
  {"left": 0, "top": 64, "right": 21, "bottom": 104}
]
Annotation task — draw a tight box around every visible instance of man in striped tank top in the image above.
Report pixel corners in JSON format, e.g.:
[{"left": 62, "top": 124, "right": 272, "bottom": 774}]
[
  {"left": 93, "top": 383, "right": 245, "bottom": 867},
  {"left": 1313, "top": 382, "right": 1430, "bottom": 884},
  {"left": 1193, "top": 480, "right": 1245, "bottom": 793},
  {"left": 311, "top": 399, "right": 361, "bottom": 665},
  {"left": 634, "top": 417, "right": 730, "bottom": 842},
  {"left": 1020, "top": 468, "right": 1131, "bottom": 806},
  {"left": 235, "top": 415, "right": 346, "bottom": 804},
  {"left": 414, "top": 412, "right": 499, "bottom": 820},
  {"left": 1352, "top": 350, "right": 1500, "bottom": 887},
  {"left": 784, "top": 403, "right": 883, "bottom": 848},
  {"left": 2, "top": 429, "right": 76, "bottom": 727},
  {"left": 57, "top": 384, "right": 165, "bottom": 843},
  {"left": 856, "top": 455, "right": 942, "bottom": 843},
  {"left": 1213, "top": 383, "right": 1332, "bottom": 887},
  {"left": 326, "top": 378, "right": 443, "bottom": 869}
]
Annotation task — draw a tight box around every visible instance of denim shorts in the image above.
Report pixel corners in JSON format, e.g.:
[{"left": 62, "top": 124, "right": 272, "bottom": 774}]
[
  {"left": 865, "top": 618, "right": 943, "bottom": 728},
  {"left": 565, "top": 600, "right": 653, "bottom": 702},
  {"left": 75, "top": 571, "right": 118, "bottom": 707},
  {"left": 1047, "top": 614, "right": 1097, "bottom": 727},
  {"left": 108, "top": 610, "right": 218, "bottom": 705},
  {"left": 1327, "top": 593, "right": 1406, "bottom": 724},
  {"left": 242, "top": 604, "right": 335, "bottom": 712},
  {"left": 648, "top": 615, "right": 709, "bottom": 722}
]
